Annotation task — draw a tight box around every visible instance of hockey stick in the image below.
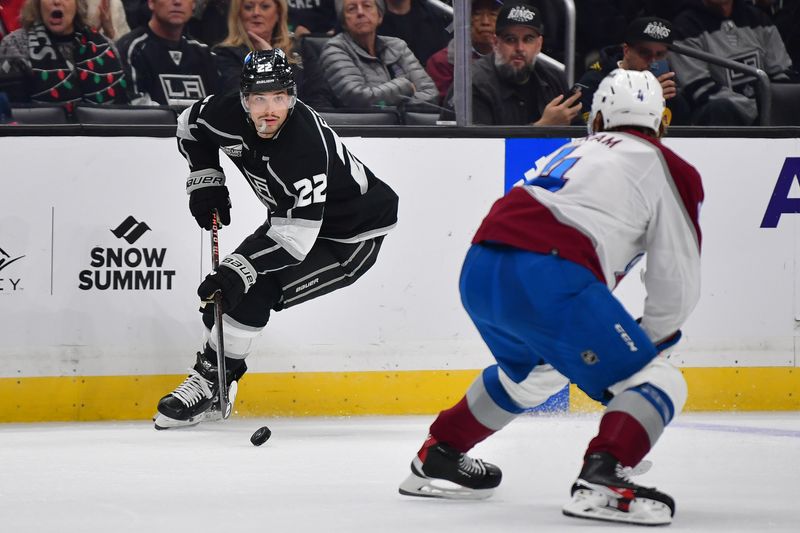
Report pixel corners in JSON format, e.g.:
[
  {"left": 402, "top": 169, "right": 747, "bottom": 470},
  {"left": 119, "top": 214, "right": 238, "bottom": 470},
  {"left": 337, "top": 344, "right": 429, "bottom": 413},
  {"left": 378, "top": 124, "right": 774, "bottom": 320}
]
[{"left": 210, "top": 209, "right": 231, "bottom": 419}]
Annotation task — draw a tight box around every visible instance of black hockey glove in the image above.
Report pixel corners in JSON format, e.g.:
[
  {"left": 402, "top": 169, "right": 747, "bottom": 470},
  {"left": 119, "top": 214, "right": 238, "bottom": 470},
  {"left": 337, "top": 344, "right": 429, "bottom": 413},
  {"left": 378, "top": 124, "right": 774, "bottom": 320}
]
[
  {"left": 198, "top": 254, "right": 257, "bottom": 313},
  {"left": 190, "top": 186, "right": 231, "bottom": 230}
]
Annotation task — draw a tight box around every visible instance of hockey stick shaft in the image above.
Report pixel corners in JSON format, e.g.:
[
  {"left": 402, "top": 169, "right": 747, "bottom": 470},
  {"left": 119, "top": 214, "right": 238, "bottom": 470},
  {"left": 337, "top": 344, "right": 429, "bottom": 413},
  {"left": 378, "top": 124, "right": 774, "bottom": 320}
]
[{"left": 210, "top": 210, "right": 230, "bottom": 418}]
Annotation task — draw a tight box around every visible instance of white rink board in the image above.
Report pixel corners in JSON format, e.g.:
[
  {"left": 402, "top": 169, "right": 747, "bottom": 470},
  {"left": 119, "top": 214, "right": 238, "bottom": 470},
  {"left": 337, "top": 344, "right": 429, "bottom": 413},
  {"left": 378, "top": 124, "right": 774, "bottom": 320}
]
[{"left": 0, "top": 135, "right": 798, "bottom": 377}]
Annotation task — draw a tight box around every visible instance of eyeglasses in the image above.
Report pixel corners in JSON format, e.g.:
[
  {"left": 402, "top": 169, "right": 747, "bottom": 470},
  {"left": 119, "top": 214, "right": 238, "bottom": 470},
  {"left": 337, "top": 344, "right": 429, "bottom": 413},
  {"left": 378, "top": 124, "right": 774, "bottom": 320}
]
[
  {"left": 632, "top": 45, "right": 668, "bottom": 61},
  {"left": 471, "top": 9, "right": 499, "bottom": 20}
]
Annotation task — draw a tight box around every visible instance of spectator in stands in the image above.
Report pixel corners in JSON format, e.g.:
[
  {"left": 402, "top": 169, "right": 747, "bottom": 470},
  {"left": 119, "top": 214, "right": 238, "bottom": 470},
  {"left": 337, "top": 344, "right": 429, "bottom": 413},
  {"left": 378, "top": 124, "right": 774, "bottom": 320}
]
[
  {"left": 377, "top": 0, "right": 450, "bottom": 66},
  {"left": 215, "top": 0, "right": 300, "bottom": 94},
  {"left": 1, "top": 0, "right": 26, "bottom": 40},
  {"left": 773, "top": 0, "right": 800, "bottom": 70},
  {"left": 121, "top": 0, "right": 150, "bottom": 30},
  {"left": 117, "top": 0, "right": 220, "bottom": 107},
  {"left": 320, "top": 0, "right": 437, "bottom": 108},
  {"left": 288, "top": 0, "right": 337, "bottom": 37},
  {"left": 188, "top": 0, "right": 230, "bottom": 46},
  {"left": 574, "top": 16, "right": 690, "bottom": 125},
  {"left": 443, "top": 2, "right": 580, "bottom": 126},
  {"left": 86, "top": 0, "right": 130, "bottom": 40},
  {"left": 0, "top": 0, "right": 129, "bottom": 106},
  {"left": 426, "top": 0, "right": 499, "bottom": 103},
  {"left": 670, "top": 0, "right": 798, "bottom": 125}
]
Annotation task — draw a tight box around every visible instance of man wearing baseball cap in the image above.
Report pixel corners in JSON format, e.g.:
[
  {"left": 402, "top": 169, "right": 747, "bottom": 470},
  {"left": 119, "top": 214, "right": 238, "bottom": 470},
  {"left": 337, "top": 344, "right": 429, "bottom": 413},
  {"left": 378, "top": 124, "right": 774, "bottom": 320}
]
[
  {"left": 442, "top": 1, "right": 581, "bottom": 125},
  {"left": 574, "top": 16, "right": 690, "bottom": 125}
]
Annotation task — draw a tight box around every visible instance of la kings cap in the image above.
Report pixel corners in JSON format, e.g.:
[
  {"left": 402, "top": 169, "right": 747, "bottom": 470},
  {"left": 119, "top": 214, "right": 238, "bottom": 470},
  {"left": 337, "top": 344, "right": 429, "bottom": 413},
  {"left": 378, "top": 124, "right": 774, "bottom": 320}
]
[
  {"left": 624, "top": 16, "right": 673, "bottom": 45},
  {"left": 495, "top": 3, "right": 544, "bottom": 36}
]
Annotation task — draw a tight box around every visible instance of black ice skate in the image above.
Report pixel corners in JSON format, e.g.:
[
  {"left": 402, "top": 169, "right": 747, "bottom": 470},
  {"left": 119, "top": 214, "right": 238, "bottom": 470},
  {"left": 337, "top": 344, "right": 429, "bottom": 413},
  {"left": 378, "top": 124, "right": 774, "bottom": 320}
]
[
  {"left": 562, "top": 452, "right": 675, "bottom": 526},
  {"left": 154, "top": 346, "right": 245, "bottom": 430},
  {"left": 398, "top": 436, "right": 502, "bottom": 500}
]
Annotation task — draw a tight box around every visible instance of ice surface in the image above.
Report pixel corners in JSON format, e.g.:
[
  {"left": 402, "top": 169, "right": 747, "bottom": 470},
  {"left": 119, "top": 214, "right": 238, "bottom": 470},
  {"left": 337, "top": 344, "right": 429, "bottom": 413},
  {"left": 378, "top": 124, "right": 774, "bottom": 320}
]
[{"left": 0, "top": 412, "right": 797, "bottom": 532}]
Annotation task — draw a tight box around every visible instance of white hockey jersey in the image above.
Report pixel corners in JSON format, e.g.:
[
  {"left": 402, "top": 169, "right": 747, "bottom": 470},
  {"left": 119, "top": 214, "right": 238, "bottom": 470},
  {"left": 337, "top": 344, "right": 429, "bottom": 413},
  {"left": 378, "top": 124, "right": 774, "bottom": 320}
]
[{"left": 473, "top": 130, "right": 704, "bottom": 344}]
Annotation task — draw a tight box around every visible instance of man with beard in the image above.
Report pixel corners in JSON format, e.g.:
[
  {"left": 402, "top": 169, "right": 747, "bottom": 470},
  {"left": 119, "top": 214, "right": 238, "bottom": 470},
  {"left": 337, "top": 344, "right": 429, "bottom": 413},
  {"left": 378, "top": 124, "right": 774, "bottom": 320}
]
[{"left": 443, "top": 2, "right": 581, "bottom": 126}]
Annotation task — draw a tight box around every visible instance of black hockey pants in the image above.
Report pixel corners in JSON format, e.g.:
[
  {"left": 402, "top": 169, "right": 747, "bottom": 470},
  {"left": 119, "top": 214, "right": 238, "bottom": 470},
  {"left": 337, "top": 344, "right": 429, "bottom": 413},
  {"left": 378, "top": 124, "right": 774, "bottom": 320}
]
[{"left": 202, "top": 235, "right": 384, "bottom": 330}]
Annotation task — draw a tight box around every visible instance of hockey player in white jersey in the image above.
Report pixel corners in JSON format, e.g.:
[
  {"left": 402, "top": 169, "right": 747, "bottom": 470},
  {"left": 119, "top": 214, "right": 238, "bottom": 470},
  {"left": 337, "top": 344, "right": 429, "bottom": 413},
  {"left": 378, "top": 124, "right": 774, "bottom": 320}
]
[
  {"left": 154, "top": 49, "right": 398, "bottom": 429},
  {"left": 398, "top": 69, "right": 703, "bottom": 526}
]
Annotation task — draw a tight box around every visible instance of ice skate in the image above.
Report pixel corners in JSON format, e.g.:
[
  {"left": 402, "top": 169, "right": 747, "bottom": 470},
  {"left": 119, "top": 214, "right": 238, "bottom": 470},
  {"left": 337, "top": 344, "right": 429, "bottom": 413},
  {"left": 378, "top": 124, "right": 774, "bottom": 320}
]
[
  {"left": 154, "top": 368, "right": 216, "bottom": 429},
  {"left": 154, "top": 346, "right": 246, "bottom": 430},
  {"left": 398, "top": 436, "right": 502, "bottom": 500},
  {"left": 153, "top": 381, "right": 239, "bottom": 430},
  {"left": 562, "top": 452, "right": 675, "bottom": 526}
]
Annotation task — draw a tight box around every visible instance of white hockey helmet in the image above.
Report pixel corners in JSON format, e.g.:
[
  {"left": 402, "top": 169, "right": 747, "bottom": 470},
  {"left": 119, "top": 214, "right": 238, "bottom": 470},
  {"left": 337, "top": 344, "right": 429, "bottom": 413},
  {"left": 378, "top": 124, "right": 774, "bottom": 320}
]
[{"left": 588, "top": 68, "right": 665, "bottom": 134}]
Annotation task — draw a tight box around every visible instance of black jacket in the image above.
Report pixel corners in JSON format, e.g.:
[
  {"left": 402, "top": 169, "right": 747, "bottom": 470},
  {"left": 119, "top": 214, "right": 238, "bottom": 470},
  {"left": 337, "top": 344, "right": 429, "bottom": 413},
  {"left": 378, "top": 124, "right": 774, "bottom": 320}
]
[{"left": 442, "top": 53, "right": 570, "bottom": 125}]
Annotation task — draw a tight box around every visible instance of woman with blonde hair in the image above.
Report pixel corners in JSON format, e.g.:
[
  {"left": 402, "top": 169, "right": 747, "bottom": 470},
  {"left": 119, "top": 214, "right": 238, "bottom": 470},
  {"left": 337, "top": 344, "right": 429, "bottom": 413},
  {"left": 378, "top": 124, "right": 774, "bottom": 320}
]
[
  {"left": 0, "top": 0, "right": 128, "bottom": 107},
  {"left": 214, "top": 0, "right": 300, "bottom": 94}
]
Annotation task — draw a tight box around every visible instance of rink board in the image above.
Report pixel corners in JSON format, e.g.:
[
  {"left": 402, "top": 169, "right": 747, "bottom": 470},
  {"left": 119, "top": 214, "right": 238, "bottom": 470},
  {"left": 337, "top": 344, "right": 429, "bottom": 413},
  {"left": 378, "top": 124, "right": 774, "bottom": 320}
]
[{"left": 1, "top": 135, "right": 799, "bottom": 420}]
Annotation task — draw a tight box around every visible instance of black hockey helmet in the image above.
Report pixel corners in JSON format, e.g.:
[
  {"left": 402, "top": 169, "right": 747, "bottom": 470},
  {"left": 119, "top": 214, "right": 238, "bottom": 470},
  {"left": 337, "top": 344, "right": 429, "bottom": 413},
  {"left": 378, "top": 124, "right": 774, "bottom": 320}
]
[{"left": 240, "top": 49, "right": 296, "bottom": 96}]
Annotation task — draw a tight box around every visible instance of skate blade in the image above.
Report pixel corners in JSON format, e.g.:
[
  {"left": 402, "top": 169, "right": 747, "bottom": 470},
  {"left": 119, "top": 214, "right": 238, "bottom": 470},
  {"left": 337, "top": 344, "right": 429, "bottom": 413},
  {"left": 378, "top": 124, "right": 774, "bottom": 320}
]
[
  {"left": 398, "top": 471, "right": 494, "bottom": 500},
  {"left": 153, "top": 412, "right": 206, "bottom": 430},
  {"left": 562, "top": 489, "right": 672, "bottom": 526},
  {"left": 223, "top": 381, "right": 238, "bottom": 420}
]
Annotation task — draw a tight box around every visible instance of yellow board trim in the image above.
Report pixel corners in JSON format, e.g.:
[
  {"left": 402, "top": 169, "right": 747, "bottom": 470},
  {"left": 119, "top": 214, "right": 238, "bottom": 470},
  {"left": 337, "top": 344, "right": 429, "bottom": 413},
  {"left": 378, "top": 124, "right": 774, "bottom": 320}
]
[
  {"left": 0, "top": 367, "right": 797, "bottom": 422},
  {"left": 569, "top": 367, "right": 800, "bottom": 412}
]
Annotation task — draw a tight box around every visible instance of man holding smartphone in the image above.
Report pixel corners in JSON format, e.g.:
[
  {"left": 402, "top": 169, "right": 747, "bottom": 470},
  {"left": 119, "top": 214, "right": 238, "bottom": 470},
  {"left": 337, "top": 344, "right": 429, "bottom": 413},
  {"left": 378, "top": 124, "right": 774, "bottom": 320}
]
[{"left": 574, "top": 16, "right": 690, "bottom": 125}]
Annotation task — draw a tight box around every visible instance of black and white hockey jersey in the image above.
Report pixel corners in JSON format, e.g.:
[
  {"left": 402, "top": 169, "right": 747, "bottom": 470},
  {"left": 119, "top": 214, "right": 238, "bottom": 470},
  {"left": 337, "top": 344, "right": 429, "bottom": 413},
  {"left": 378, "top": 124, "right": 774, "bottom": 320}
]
[
  {"left": 177, "top": 92, "right": 399, "bottom": 273},
  {"left": 117, "top": 26, "right": 220, "bottom": 107}
]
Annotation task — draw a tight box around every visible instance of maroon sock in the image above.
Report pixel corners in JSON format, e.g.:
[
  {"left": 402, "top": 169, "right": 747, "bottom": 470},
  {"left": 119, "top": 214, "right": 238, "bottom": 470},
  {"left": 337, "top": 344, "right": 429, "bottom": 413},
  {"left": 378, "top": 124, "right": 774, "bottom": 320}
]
[
  {"left": 427, "top": 397, "right": 495, "bottom": 453},
  {"left": 585, "top": 411, "right": 651, "bottom": 467}
]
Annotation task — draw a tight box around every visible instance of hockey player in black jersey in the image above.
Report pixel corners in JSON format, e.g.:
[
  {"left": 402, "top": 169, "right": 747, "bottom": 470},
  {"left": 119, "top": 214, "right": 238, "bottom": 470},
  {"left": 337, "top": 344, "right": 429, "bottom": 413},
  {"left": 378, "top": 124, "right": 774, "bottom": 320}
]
[{"left": 154, "top": 48, "right": 399, "bottom": 429}]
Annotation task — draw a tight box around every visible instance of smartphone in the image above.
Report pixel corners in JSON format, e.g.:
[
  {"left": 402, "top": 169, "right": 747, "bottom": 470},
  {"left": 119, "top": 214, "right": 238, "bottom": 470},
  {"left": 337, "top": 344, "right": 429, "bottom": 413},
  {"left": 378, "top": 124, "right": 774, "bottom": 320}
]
[
  {"left": 649, "top": 59, "right": 670, "bottom": 78},
  {"left": 570, "top": 82, "right": 588, "bottom": 96}
]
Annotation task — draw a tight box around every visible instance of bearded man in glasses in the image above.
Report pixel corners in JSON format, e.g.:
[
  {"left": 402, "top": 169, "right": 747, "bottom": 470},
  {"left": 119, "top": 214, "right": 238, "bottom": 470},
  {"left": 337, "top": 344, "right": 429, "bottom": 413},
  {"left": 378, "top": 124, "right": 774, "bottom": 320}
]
[{"left": 442, "top": 2, "right": 582, "bottom": 126}]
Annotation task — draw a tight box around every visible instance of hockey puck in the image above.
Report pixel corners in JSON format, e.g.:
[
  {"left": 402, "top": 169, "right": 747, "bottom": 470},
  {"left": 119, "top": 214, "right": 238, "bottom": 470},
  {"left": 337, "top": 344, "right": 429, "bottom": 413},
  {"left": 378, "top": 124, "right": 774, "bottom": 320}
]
[{"left": 250, "top": 426, "right": 271, "bottom": 446}]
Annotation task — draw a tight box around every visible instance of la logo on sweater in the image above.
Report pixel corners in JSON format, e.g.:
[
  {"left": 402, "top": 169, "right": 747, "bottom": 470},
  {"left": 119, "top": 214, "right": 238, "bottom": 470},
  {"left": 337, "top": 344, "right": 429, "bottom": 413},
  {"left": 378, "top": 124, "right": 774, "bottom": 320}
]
[{"left": 169, "top": 51, "right": 183, "bottom": 66}]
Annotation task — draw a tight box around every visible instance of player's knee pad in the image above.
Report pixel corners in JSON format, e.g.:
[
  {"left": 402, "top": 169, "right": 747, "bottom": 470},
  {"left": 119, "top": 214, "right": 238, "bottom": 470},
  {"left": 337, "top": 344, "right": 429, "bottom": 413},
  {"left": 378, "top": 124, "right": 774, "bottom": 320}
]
[
  {"left": 204, "top": 315, "right": 264, "bottom": 359},
  {"left": 497, "top": 363, "right": 569, "bottom": 410},
  {"left": 463, "top": 366, "right": 524, "bottom": 431},
  {"left": 607, "top": 357, "right": 688, "bottom": 421}
]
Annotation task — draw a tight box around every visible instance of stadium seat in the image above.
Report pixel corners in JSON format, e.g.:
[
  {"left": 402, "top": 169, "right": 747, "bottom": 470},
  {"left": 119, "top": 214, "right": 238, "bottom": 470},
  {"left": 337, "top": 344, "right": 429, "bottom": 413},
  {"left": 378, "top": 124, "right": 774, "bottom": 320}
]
[
  {"left": 75, "top": 104, "right": 177, "bottom": 125},
  {"left": 9, "top": 104, "right": 69, "bottom": 124},
  {"left": 768, "top": 83, "right": 800, "bottom": 126},
  {"left": 319, "top": 109, "right": 400, "bottom": 125},
  {"left": 298, "top": 35, "right": 336, "bottom": 107},
  {"left": 403, "top": 111, "right": 440, "bottom": 125}
]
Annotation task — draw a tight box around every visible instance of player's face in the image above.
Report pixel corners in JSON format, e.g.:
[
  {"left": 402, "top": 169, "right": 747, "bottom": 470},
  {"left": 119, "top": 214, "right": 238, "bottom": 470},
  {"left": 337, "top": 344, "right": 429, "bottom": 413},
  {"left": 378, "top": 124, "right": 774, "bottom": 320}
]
[
  {"left": 623, "top": 42, "right": 669, "bottom": 71},
  {"left": 342, "top": 0, "right": 382, "bottom": 38},
  {"left": 246, "top": 90, "right": 292, "bottom": 138},
  {"left": 471, "top": 5, "right": 499, "bottom": 48},
  {"left": 495, "top": 26, "right": 542, "bottom": 72},
  {"left": 148, "top": 0, "right": 195, "bottom": 28},
  {"left": 40, "top": 0, "right": 77, "bottom": 35},
  {"left": 240, "top": 0, "right": 279, "bottom": 41}
]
